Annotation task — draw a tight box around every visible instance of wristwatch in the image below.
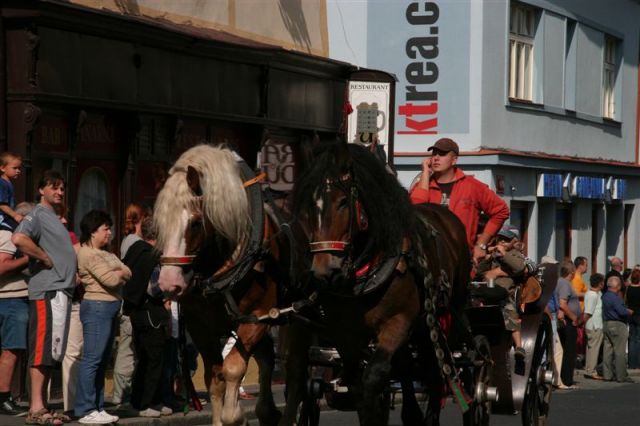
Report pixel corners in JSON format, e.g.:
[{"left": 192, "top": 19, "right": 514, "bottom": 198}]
[{"left": 477, "top": 243, "right": 488, "bottom": 250}]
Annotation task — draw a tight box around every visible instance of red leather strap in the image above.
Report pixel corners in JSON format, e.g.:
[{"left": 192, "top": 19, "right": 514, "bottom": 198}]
[
  {"left": 160, "top": 255, "right": 196, "bottom": 266},
  {"left": 309, "top": 241, "right": 349, "bottom": 253}
]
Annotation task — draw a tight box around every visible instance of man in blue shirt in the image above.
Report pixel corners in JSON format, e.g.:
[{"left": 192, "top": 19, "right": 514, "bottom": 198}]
[{"left": 602, "top": 276, "right": 634, "bottom": 383}]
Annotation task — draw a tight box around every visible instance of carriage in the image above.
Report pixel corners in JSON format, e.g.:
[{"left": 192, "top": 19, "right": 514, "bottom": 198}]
[{"left": 291, "top": 260, "right": 557, "bottom": 426}]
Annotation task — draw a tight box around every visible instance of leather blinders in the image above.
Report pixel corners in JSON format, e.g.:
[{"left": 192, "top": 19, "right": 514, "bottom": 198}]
[{"left": 355, "top": 200, "right": 368, "bottom": 231}]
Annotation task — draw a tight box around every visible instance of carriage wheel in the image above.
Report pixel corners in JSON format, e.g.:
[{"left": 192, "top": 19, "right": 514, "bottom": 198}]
[
  {"left": 463, "top": 335, "right": 493, "bottom": 426},
  {"left": 521, "top": 315, "right": 554, "bottom": 426}
]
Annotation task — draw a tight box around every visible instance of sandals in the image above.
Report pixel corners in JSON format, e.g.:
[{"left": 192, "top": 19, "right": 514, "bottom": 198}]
[
  {"left": 52, "top": 411, "right": 72, "bottom": 423},
  {"left": 25, "top": 408, "right": 64, "bottom": 425}
]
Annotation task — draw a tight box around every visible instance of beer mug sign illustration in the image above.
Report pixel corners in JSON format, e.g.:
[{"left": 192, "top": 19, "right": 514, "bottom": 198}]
[{"left": 355, "top": 102, "right": 386, "bottom": 144}]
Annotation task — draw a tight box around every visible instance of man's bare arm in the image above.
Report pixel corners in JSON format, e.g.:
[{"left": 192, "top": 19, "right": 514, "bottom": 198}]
[
  {"left": 0, "top": 252, "right": 29, "bottom": 275},
  {"left": 11, "top": 233, "right": 52, "bottom": 268}
]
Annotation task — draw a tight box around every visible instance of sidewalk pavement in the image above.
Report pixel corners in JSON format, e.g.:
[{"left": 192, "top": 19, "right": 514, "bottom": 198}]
[
  {"left": 3, "top": 370, "right": 639, "bottom": 425},
  {"left": 0, "top": 384, "right": 280, "bottom": 426}
]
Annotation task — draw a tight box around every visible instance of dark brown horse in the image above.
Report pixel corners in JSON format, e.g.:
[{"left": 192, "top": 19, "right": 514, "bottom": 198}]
[
  {"left": 282, "top": 141, "right": 471, "bottom": 426},
  {"left": 155, "top": 144, "right": 294, "bottom": 426}
]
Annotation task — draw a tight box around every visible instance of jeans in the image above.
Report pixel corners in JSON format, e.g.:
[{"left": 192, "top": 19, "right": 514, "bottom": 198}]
[
  {"left": 0, "top": 297, "right": 29, "bottom": 350},
  {"left": 628, "top": 315, "right": 640, "bottom": 369},
  {"left": 74, "top": 300, "right": 120, "bottom": 417}
]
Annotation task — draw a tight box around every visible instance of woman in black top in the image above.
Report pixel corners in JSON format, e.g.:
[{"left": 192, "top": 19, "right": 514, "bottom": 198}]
[{"left": 626, "top": 269, "right": 640, "bottom": 369}]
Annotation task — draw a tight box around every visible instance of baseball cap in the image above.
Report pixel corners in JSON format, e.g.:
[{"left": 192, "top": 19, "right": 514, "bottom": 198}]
[
  {"left": 497, "top": 225, "right": 520, "bottom": 241},
  {"left": 427, "top": 138, "right": 459, "bottom": 155},
  {"left": 540, "top": 255, "right": 558, "bottom": 264}
]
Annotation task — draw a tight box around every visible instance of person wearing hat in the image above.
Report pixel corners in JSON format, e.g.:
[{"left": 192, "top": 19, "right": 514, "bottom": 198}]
[
  {"left": 410, "top": 138, "right": 509, "bottom": 265},
  {"left": 475, "top": 225, "right": 535, "bottom": 359}
]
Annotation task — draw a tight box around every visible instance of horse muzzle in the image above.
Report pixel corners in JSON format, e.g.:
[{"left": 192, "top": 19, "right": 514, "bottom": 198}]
[{"left": 310, "top": 252, "right": 348, "bottom": 285}]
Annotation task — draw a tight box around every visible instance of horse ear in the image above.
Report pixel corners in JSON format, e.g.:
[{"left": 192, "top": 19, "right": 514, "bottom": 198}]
[
  {"left": 186, "top": 166, "right": 203, "bottom": 196},
  {"left": 334, "top": 140, "right": 353, "bottom": 172}
]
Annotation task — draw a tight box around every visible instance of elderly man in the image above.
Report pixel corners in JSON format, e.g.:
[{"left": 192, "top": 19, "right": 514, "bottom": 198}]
[
  {"left": 602, "top": 276, "right": 634, "bottom": 383},
  {"left": 605, "top": 257, "right": 624, "bottom": 292}
]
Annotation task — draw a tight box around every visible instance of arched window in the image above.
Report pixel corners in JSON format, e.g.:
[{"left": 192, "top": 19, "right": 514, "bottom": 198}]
[{"left": 74, "top": 167, "right": 110, "bottom": 235}]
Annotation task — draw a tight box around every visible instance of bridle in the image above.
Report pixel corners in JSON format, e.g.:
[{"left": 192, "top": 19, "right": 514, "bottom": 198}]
[
  {"left": 159, "top": 172, "right": 267, "bottom": 270},
  {"left": 159, "top": 194, "right": 204, "bottom": 268},
  {"left": 309, "top": 172, "right": 369, "bottom": 265}
]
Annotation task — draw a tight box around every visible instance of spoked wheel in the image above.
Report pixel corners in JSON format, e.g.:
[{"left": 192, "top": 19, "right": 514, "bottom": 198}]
[
  {"left": 522, "top": 314, "right": 554, "bottom": 426},
  {"left": 463, "top": 335, "right": 493, "bottom": 426}
]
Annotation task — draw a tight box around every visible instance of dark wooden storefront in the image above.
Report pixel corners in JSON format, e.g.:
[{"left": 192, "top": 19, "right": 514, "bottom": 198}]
[{"left": 1, "top": 0, "right": 363, "bottom": 241}]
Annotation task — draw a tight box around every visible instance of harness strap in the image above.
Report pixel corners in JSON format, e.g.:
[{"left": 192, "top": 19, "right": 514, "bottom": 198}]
[
  {"left": 263, "top": 188, "right": 300, "bottom": 290},
  {"left": 160, "top": 256, "right": 197, "bottom": 266},
  {"left": 177, "top": 303, "right": 203, "bottom": 412},
  {"left": 230, "top": 330, "right": 251, "bottom": 362},
  {"left": 243, "top": 172, "right": 267, "bottom": 188},
  {"left": 310, "top": 241, "right": 349, "bottom": 253},
  {"left": 223, "top": 288, "right": 260, "bottom": 325}
]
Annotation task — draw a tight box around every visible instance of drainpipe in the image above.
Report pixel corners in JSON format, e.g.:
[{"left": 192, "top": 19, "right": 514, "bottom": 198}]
[{"left": 0, "top": 11, "right": 7, "bottom": 151}]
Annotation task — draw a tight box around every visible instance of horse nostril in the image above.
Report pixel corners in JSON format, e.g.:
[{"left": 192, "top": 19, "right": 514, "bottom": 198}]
[{"left": 328, "top": 267, "right": 343, "bottom": 285}]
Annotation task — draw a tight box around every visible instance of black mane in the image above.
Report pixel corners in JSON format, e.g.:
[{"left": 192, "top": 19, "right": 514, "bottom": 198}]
[{"left": 293, "top": 141, "right": 413, "bottom": 256}]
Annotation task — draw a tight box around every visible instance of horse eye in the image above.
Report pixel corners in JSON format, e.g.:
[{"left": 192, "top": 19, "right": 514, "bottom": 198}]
[{"left": 337, "top": 197, "right": 348, "bottom": 210}]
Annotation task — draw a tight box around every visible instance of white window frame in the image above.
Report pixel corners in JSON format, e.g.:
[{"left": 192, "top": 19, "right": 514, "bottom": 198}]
[
  {"left": 603, "top": 36, "right": 617, "bottom": 119},
  {"left": 509, "top": 3, "right": 536, "bottom": 101}
]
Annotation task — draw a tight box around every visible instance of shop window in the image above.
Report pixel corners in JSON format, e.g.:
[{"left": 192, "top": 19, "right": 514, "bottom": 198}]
[{"left": 74, "top": 168, "right": 110, "bottom": 235}]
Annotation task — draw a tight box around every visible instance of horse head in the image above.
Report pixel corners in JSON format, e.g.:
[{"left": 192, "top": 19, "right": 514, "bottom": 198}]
[
  {"left": 154, "top": 144, "right": 250, "bottom": 296},
  {"left": 306, "top": 172, "right": 370, "bottom": 283},
  {"left": 295, "top": 142, "right": 377, "bottom": 285}
]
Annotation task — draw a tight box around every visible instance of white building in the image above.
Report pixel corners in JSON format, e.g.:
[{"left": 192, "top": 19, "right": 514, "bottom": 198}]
[{"left": 328, "top": 0, "right": 640, "bottom": 273}]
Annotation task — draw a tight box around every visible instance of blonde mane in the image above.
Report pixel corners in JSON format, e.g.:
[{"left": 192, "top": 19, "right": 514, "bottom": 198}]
[{"left": 154, "top": 144, "right": 250, "bottom": 250}]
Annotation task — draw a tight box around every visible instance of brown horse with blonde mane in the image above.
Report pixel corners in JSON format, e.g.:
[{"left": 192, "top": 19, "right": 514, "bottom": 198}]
[{"left": 155, "top": 144, "right": 292, "bottom": 426}]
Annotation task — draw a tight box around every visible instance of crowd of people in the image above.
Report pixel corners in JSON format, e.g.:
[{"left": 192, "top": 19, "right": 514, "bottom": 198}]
[
  {"left": 409, "top": 137, "right": 639, "bottom": 390},
  {"left": 548, "top": 255, "right": 639, "bottom": 389},
  {"left": 0, "top": 153, "right": 197, "bottom": 425}
]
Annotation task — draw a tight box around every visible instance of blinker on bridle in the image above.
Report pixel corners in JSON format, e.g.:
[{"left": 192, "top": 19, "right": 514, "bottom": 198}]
[{"left": 159, "top": 172, "right": 267, "bottom": 267}]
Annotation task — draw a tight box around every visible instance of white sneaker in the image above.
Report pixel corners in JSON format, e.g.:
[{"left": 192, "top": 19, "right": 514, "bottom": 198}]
[
  {"left": 152, "top": 405, "right": 173, "bottom": 416},
  {"left": 78, "top": 410, "right": 114, "bottom": 424},
  {"left": 99, "top": 410, "right": 119, "bottom": 422},
  {"left": 138, "top": 407, "right": 161, "bottom": 417}
]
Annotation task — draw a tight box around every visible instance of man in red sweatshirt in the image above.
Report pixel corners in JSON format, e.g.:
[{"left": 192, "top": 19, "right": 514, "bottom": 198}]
[{"left": 409, "top": 138, "right": 509, "bottom": 264}]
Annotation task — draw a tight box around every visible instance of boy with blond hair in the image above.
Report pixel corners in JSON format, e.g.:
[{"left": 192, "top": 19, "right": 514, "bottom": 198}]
[{"left": 0, "top": 152, "right": 24, "bottom": 231}]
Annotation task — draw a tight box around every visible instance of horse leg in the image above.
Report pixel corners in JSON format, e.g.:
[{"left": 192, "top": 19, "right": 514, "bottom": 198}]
[
  {"left": 278, "top": 320, "right": 312, "bottom": 426},
  {"left": 203, "top": 358, "right": 226, "bottom": 426},
  {"left": 359, "top": 315, "right": 412, "bottom": 426},
  {"left": 422, "top": 342, "right": 443, "bottom": 426},
  {"left": 394, "top": 345, "right": 424, "bottom": 425},
  {"left": 222, "top": 323, "right": 269, "bottom": 426},
  {"left": 252, "top": 332, "right": 281, "bottom": 426}
]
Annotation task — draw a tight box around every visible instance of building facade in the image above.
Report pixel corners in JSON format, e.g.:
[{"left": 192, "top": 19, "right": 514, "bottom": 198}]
[
  {"left": 1, "top": 0, "right": 378, "bottom": 242},
  {"left": 328, "top": 0, "right": 640, "bottom": 272}
]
